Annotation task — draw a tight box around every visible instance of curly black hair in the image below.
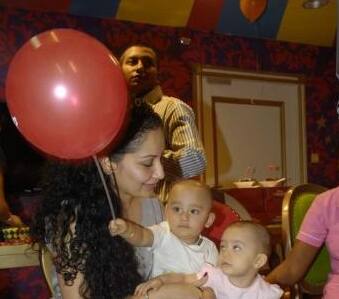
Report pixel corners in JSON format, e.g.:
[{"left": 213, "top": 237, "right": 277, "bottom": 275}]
[
  {"left": 31, "top": 103, "right": 163, "bottom": 299},
  {"left": 110, "top": 101, "right": 163, "bottom": 162}
]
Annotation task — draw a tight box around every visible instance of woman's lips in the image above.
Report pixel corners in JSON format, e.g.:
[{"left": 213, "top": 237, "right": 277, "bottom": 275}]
[{"left": 144, "top": 183, "right": 157, "bottom": 190}]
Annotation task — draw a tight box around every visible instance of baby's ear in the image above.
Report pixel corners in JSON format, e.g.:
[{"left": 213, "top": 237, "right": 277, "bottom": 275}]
[
  {"left": 204, "top": 212, "right": 216, "bottom": 228},
  {"left": 100, "top": 157, "right": 116, "bottom": 175},
  {"left": 253, "top": 253, "right": 268, "bottom": 269}
]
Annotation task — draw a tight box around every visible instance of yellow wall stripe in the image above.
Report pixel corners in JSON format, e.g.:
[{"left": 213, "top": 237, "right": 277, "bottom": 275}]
[
  {"left": 116, "top": 0, "right": 195, "bottom": 27},
  {"left": 277, "top": 0, "right": 336, "bottom": 47}
]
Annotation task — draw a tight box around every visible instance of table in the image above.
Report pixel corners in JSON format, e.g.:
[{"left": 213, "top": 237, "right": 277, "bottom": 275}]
[
  {"left": 217, "top": 186, "right": 289, "bottom": 224},
  {"left": 0, "top": 243, "right": 39, "bottom": 269}
]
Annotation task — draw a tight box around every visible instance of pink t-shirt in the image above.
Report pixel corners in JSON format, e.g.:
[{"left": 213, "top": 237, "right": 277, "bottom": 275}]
[
  {"left": 297, "top": 186, "right": 339, "bottom": 299},
  {"left": 198, "top": 263, "right": 283, "bottom": 299}
]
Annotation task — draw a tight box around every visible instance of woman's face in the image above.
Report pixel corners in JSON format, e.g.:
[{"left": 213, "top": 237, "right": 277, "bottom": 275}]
[{"left": 112, "top": 127, "right": 165, "bottom": 200}]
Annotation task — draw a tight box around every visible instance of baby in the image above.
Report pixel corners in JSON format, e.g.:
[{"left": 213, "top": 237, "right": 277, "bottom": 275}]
[
  {"left": 135, "top": 221, "right": 283, "bottom": 299},
  {"left": 109, "top": 179, "right": 218, "bottom": 277}
]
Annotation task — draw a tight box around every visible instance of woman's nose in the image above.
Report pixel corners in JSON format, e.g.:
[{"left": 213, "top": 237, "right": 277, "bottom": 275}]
[{"left": 153, "top": 160, "right": 165, "bottom": 180}]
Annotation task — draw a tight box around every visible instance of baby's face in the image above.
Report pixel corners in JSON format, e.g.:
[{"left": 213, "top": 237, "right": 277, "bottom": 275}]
[
  {"left": 218, "top": 226, "right": 261, "bottom": 278},
  {"left": 165, "top": 185, "right": 212, "bottom": 244}
]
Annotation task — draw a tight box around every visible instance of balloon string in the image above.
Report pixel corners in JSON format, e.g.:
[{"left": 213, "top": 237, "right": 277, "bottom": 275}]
[
  {"left": 93, "top": 155, "right": 116, "bottom": 220},
  {"left": 111, "top": 172, "right": 121, "bottom": 205}
]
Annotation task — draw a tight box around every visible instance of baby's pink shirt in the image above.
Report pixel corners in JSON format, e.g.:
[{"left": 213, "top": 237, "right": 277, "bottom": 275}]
[
  {"left": 198, "top": 263, "right": 283, "bottom": 299},
  {"left": 297, "top": 186, "right": 339, "bottom": 299}
]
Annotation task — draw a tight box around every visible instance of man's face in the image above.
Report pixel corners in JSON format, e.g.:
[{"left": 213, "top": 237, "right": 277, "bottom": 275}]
[{"left": 120, "top": 46, "right": 158, "bottom": 96}]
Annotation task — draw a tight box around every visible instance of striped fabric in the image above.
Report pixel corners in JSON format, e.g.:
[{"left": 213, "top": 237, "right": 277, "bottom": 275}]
[{"left": 140, "top": 85, "right": 206, "bottom": 202}]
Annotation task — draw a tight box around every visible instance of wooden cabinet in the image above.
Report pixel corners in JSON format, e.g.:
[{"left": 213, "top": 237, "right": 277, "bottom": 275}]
[{"left": 219, "top": 186, "right": 289, "bottom": 225}]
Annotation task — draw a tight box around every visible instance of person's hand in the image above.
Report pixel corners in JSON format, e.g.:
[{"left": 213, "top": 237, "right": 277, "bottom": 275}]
[
  {"left": 141, "top": 283, "right": 210, "bottom": 299},
  {"left": 192, "top": 272, "right": 208, "bottom": 288},
  {"left": 108, "top": 218, "right": 128, "bottom": 236},
  {"left": 4, "top": 214, "right": 24, "bottom": 227},
  {"left": 135, "top": 278, "right": 164, "bottom": 296},
  {"left": 192, "top": 273, "right": 215, "bottom": 299},
  {"left": 200, "top": 287, "right": 216, "bottom": 299}
]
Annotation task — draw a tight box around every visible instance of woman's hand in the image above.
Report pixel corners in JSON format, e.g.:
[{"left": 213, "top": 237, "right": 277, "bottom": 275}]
[
  {"left": 200, "top": 287, "right": 216, "bottom": 299},
  {"left": 108, "top": 218, "right": 128, "bottom": 236},
  {"left": 129, "top": 284, "right": 216, "bottom": 299},
  {"left": 135, "top": 278, "right": 163, "bottom": 296},
  {"left": 142, "top": 283, "right": 209, "bottom": 299}
]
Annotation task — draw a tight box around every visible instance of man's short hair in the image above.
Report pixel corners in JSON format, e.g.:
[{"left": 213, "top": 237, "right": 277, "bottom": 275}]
[{"left": 119, "top": 45, "right": 157, "bottom": 65}]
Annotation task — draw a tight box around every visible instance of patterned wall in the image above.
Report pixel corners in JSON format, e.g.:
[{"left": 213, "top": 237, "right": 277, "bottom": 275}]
[
  {"left": 0, "top": 7, "right": 338, "bottom": 187},
  {"left": 0, "top": 0, "right": 336, "bottom": 47}
]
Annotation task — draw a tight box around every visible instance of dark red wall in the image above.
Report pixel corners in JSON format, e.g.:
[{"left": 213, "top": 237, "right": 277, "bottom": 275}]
[{"left": 0, "top": 7, "right": 337, "bottom": 187}]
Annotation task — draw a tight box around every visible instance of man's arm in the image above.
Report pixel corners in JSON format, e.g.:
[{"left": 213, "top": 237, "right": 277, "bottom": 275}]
[
  {"left": 160, "top": 101, "right": 206, "bottom": 180},
  {"left": 109, "top": 218, "right": 154, "bottom": 247}
]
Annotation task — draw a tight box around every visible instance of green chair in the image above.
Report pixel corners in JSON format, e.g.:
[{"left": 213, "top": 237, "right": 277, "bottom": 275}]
[{"left": 282, "top": 184, "right": 330, "bottom": 298}]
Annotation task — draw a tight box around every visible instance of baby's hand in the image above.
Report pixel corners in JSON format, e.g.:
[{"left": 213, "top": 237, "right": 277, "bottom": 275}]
[
  {"left": 134, "top": 278, "right": 163, "bottom": 296},
  {"left": 193, "top": 272, "right": 208, "bottom": 287},
  {"left": 108, "top": 218, "right": 128, "bottom": 236}
]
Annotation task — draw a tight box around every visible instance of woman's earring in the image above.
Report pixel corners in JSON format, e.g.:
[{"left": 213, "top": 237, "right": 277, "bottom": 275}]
[{"left": 100, "top": 157, "right": 114, "bottom": 175}]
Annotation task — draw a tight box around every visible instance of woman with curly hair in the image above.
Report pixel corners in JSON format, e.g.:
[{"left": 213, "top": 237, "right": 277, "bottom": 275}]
[{"left": 31, "top": 103, "right": 165, "bottom": 299}]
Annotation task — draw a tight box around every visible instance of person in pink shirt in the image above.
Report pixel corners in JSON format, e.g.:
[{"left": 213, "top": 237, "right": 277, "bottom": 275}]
[
  {"left": 134, "top": 221, "right": 283, "bottom": 299},
  {"left": 267, "top": 186, "right": 339, "bottom": 299}
]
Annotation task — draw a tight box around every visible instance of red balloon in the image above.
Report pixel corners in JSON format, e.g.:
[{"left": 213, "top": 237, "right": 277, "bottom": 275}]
[
  {"left": 5, "top": 29, "right": 129, "bottom": 159},
  {"left": 240, "top": 0, "right": 267, "bottom": 22}
]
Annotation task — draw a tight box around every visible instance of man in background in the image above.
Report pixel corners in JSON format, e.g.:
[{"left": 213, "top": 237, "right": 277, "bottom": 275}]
[{"left": 120, "top": 45, "right": 206, "bottom": 202}]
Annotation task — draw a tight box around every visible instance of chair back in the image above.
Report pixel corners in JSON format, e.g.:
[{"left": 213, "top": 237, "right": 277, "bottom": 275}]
[
  {"left": 39, "top": 247, "right": 55, "bottom": 297},
  {"left": 203, "top": 199, "right": 244, "bottom": 246},
  {"left": 282, "top": 183, "right": 330, "bottom": 296}
]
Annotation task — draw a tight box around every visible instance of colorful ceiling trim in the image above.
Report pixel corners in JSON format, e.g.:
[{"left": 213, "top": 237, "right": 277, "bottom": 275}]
[
  {"left": 277, "top": 0, "right": 336, "bottom": 47},
  {"left": 0, "top": 0, "right": 336, "bottom": 47}
]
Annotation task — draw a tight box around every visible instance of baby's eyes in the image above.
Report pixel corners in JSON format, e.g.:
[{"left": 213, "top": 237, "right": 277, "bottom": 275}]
[
  {"left": 232, "top": 245, "right": 241, "bottom": 251},
  {"left": 172, "top": 206, "right": 181, "bottom": 212},
  {"left": 219, "top": 244, "right": 242, "bottom": 252},
  {"left": 190, "top": 209, "right": 200, "bottom": 215}
]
